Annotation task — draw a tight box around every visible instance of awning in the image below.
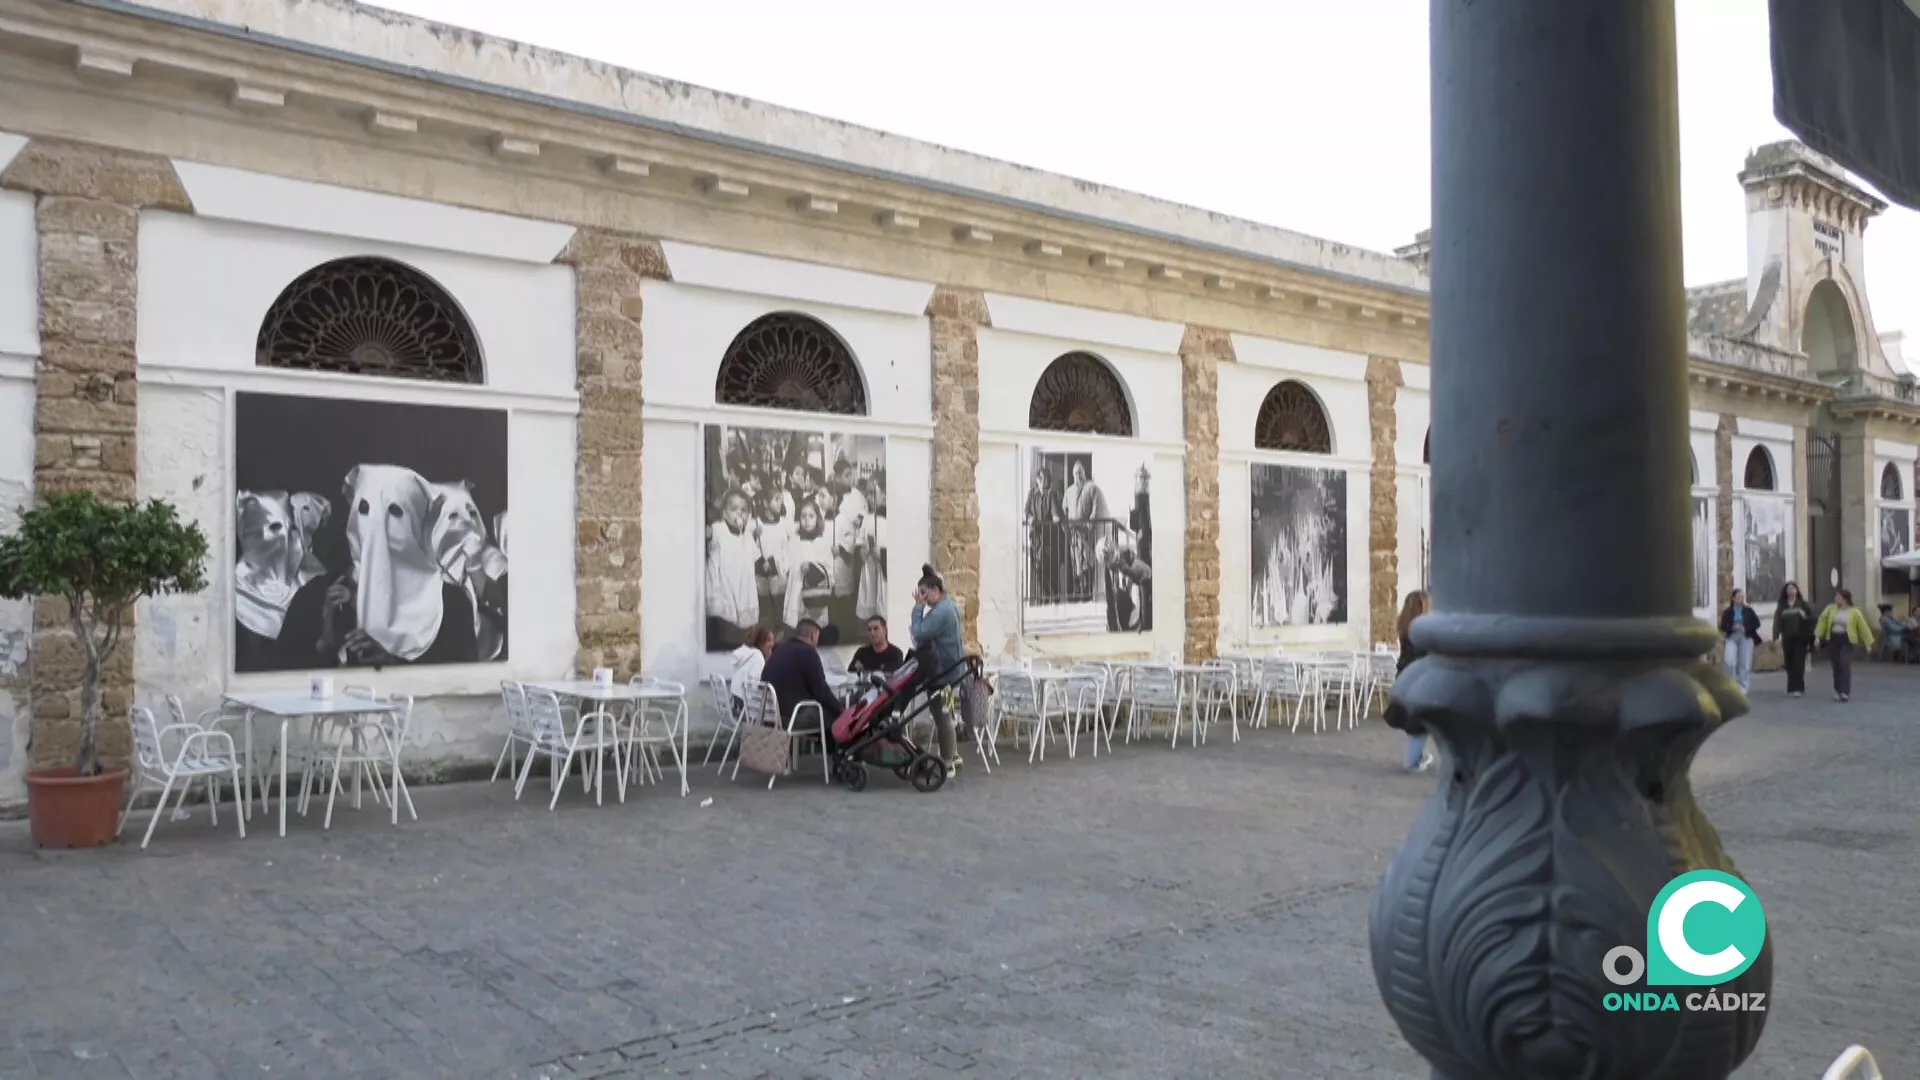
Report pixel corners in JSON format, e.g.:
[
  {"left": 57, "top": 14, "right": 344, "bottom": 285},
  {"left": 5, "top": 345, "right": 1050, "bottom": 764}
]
[
  {"left": 1772, "top": 0, "right": 1920, "bottom": 209},
  {"left": 1881, "top": 549, "right": 1920, "bottom": 569}
]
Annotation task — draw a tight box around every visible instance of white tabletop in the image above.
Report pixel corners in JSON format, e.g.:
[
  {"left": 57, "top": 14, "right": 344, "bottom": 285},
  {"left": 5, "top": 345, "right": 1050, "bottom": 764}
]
[
  {"left": 224, "top": 691, "right": 399, "bottom": 717},
  {"left": 527, "top": 680, "right": 684, "bottom": 701}
]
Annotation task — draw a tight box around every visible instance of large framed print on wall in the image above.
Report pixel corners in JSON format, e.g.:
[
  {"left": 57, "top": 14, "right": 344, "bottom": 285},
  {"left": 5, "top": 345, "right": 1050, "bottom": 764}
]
[
  {"left": 1250, "top": 463, "right": 1349, "bottom": 628},
  {"left": 702, "top": 423, "right": 888, "bottom": 651},
  {"left": 232, "top": 391, "right": 509, "bottom": 673}
]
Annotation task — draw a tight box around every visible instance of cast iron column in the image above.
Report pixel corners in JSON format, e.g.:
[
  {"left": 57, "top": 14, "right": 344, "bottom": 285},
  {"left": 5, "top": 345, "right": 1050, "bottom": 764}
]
[{"left": 1374, "top": 2, "right": 1773, "bottom": 1077}]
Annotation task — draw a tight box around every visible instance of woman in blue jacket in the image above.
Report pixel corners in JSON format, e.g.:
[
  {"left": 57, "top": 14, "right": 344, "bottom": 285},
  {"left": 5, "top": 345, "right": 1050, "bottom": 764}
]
[{"left": 911, "top": 564, "right": 965, "bottom": 773}]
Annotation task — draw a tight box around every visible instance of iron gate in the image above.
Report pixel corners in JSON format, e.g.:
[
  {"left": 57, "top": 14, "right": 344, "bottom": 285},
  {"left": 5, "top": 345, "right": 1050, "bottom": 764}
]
[{"left": 1808, "top": 430, "right": 1842, "bottom": 596}]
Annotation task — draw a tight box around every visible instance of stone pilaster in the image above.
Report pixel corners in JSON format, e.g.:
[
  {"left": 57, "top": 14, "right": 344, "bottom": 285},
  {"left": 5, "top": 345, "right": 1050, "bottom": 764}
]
[
  {"left": 1, "top": 138, "right": 190, "bottom": 772},
  {"left": 1365, "top": 357, "right": 1403, "bottom": 643},
  {"left": 926, "top": 286, "right": 988, "bottom": 652},
  {"left": 1715, "top": 413, "right": 1736, "bottom": 605},
  {"left": 1178, "top": 326, "right": 1230, "bottom": 663},
  {"left": 556, "top": 229, "right": 669, "bottom": 679}
]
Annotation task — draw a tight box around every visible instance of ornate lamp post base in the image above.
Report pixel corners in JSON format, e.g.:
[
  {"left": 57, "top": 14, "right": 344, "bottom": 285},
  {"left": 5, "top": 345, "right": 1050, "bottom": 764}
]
[{"left": 1378, "top": 1, "right": 1776, "bottom": 1075}]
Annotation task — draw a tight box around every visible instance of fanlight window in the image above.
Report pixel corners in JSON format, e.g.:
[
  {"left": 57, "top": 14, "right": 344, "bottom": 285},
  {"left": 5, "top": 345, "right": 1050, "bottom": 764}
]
[
  {"left": 1882, "top": 462, "right": 1905, "bottom": 501},
  {"left": 1743, "top": 446, "right": 1776, "bottom": 491},
  {"left": 1424, "top": 430, "right": 1431, "bottom": 465},
  {"left": 256, "top": 257, "right": 484, "bottom": 383},
  {"left": 1254, "top": 380, "right": 1333, "bottom": 454},
  {"left": 1690, "top": 449, "right": 1698, "bottom": 486},
  {"left": 715, "top": 312, "right": 867, "bottom": 415},
  {"left": 1027, "top": 352, "right": 1134, "bottom": 437}
]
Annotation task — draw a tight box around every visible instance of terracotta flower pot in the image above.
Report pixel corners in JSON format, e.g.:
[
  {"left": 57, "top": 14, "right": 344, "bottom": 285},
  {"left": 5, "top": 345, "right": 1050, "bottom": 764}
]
[{"left": 24, "top": 766, "right": 129, "bottom": 849}]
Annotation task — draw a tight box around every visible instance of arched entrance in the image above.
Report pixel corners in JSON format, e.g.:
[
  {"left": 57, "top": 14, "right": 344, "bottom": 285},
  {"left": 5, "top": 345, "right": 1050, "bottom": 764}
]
[{"left": 1802, "top": 278, "right": 1859, "bottom": 376}]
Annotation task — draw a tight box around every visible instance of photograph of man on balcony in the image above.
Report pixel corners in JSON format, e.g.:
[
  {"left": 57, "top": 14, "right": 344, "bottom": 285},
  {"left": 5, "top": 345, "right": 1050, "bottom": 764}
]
[{"left": 1022, "top": 449, "right": 1153, "bottom": 635}]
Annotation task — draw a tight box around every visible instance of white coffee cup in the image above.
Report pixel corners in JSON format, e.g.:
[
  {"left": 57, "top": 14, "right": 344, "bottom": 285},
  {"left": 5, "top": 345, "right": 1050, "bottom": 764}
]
[
  {"left": 310, "top": 676, "right": 332, "bottom": 700},
  {"left": 592, "top": 667, "right": 614, "bottom": 688}
]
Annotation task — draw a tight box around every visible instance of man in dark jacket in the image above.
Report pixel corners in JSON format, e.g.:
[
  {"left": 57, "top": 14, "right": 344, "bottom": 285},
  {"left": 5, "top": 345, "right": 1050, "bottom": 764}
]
[{"left": 759, "top": 619, "right": 844, "bottom": 748}]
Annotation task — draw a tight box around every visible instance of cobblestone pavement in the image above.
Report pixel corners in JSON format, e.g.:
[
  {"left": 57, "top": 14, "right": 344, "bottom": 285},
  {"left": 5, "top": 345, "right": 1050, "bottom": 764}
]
[{"left": 1, "top": 668, "right": 1915, "bottom": 1079}]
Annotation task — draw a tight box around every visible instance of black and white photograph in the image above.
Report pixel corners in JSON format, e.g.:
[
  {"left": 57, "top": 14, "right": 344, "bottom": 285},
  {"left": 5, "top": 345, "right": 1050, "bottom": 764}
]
[
  {"left": 233, "top": 392, "right": 510, "bottom": 673},
  {"left": 703, "top": 423, "right": 887, "bottom": 652},
  {"left": 1739, "top": 495, "right": 1790, "bottom": 607},
  {"left": 1880, "top": 505, "right": 1911, "bottom": 598},
  {"left": 1019, "top": 446, "right": 1154, "bottom": 635},
  {"left": 1251, "top": 463, "right": 1348, "bottom": 627},
  {"left": 1692, "top": 495, "right": 1714, "bottom": 612}
]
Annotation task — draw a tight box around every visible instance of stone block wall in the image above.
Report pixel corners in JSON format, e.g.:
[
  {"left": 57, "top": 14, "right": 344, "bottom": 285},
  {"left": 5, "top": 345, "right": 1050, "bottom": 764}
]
[
  {"left": 927, "top": 286, "right": 988, "bottom": 653},
  {"left": 1365, "top": 357, "right": 1403, "bottom": 642},
  {"left": 1179, "top": 326, "right": 1230, "bottom": 663},
  {"left": 1, "top": 138, "right": 190, "bottom": 772},
  {"left": 558, "top": 229, "right": 669, "bottom": 680}
]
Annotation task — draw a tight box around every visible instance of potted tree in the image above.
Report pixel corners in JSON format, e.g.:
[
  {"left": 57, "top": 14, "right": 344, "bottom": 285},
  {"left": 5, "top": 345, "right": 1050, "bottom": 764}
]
[{"left": 0, "top": 491, "right": 208, "bottom": 847}]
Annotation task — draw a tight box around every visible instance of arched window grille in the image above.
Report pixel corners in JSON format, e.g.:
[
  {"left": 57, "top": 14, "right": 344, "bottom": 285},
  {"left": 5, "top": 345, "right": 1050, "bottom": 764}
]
[
  {"left": 714, "top": 312, "right": 867, "bottom": 415},
  {"left": 256, "top": 257, "right": 484, "bottom": 383},
  {"left": 1743, "top": 446, "right": 1777, "bottom": 491},
  {"left": 1254, "top": 380, "right": 1334, "bottom": 454},
  {"left": 1424, "top": 430, "right": 1431, "bottom": 465},
  {"left": 1027, "top": 352, "right": 1135, "bottom": 437},
  {"left": 1881, "top": 462, "right": 1905, "bottom": 501}
]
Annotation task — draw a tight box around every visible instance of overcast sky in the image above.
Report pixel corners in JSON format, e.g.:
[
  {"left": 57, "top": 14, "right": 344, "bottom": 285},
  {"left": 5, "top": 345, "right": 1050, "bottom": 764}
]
[{"left": 374, "top": 0, "right": 1920, "bottom": 361}]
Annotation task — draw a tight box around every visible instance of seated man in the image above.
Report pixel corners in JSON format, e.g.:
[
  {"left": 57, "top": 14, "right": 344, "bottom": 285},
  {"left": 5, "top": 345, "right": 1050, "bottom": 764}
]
[
  {"left": 848, "top": 615, "right": 906, "bottom": 675},
  {"left": 759, "top": 619, "right": 845, "bottom": 749}
]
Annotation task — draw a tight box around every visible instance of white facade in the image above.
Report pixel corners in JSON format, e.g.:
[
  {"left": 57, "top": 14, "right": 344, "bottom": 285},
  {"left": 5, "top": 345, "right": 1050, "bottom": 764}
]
[
  {"left": 1396, "top": 363, "right": 1432, "bottom": 606},
  {"left": 1220, "top": 335, "right": 1375, "bottom": 650},
  {"left": 131, "top": 166, "right": 581, "bottom": 767},
  {"left": 639, "top": 248, "right": 936, "bottom": 699},
  {"left": 0, "top": 149, "right": 34, "bottom": 806}
]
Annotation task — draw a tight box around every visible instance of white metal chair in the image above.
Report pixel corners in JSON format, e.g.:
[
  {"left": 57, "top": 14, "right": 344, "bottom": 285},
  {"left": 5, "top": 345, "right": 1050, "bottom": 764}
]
[
  {"left": 1254, "top": 658, "right": 1311, "bottom": 733},
  {"left": 298, "top": 692, "right": 416, "bottom": 828},
  {"left": 1361, "top": 652, "right": 1399, "bottom": 718},
  {"left": 1194, "top": 659, "right": 1241, "bottom": 745},
  {"left": 1312, "top": 656, "right": 1360, "bottom": 732},
  {"left": 1126, "top": 665, "right": 1184, "bottom": 745},
  {"left": 1065, "top": 663, "right": 1113, "bottom": 756},
  {"left": 165, "top": 694, "right": 257, "bottom": 811},
  {"left": 490, "top": 681, "right": 534, "bottom": 783},
  {"left": 728, "top": 680, "right": 830, "bottom": 789},
  {"left": 515, "top": 687, "right": 625, "bottom": 810},
  {"left": 995, "top": 671, "right": 1059, "bottom": 763},
  {"left": 702, "top": 673, "right": 744, "bottom": 769},
  {"left": 1823, "top": 1046, "right": 1882, "bottom": 1080},
  {"left": 121, "top": 704, "right": 246, "bottom": 850},
  {"left": 624, "top": 676, "right": 688, "bottom": 791}
]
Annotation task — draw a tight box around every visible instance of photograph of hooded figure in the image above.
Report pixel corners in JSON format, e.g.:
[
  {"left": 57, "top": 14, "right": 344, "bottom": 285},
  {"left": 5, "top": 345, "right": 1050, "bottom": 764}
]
[{"left": 233, "top": 392, "right": 509, "bottom": 672}]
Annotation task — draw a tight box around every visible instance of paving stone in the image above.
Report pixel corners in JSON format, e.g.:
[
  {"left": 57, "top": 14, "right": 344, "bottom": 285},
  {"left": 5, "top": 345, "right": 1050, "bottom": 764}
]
[{"left": 0, "top": 673, "right": 1914, "bottom": 1078}]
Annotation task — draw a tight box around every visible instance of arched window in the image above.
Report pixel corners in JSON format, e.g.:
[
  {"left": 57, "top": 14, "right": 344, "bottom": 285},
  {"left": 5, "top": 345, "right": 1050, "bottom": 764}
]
[
  {"left": 1882, "top": 462, "right": 1905, "bottom": 501},
  {"left": 1027, "top": 352, "right": 1134, "bottom": 437},
  {"left": 1743, "top": 446, "right": 1776, "bottom": 491},
  {"left": 256, "top": 257, "right": 484, "bottom": 383},
  {"left": 1690, "top": 449, "right": 1699, "bottom": 486},
  {"left": 1254, "top": 379, "right": 1333, "bottom": 454},
  {"left": 1423, "top": 429, "right": 1430, "bottom": 465},
  {"left": 715, "top": 312, "right": 867, "bottom": 415}
]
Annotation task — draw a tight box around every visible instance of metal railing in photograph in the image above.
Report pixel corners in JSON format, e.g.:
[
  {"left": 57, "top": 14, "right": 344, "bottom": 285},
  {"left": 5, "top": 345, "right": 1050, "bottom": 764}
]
[{"left": 1022, "top": 517, "right": 1130, "bottom": 607}]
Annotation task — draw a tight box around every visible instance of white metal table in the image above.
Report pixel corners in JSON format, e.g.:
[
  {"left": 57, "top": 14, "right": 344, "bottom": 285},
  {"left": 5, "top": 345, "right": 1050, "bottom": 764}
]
[
  {"left": 526, "top": 681, "right": 691, "bottom": 797},
  {"left": 224, "top": 690, "right": 402, "bottom": 838}
]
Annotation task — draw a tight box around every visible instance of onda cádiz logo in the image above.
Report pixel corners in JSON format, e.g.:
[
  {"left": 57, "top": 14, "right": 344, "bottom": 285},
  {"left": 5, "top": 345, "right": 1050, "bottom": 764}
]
[{"left": 1602, "top": 869, "right": 1768, "bottom": 1013}]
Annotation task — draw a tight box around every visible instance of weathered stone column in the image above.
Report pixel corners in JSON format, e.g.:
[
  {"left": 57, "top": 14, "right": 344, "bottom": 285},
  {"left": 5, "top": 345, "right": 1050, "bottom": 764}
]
[
  {"left": 926, "top": 286, "right": 987, "bottom": 652},
  {"left": 1365, "top": 357, "right": 1403, "bottom": 643},
  {"left": 1376, "top": 3, "right": 1769, "bottom": 1076},
  {"left": 1715, "top": 413, "right": 1736, "bottom": 604},
  {"left": 1, "top": 138, "right": 189, "bottom": 772},
  {"left": 1178, "top": 326, "right": 1229, "bottom": 662},
  {"left": 557, "top": 230, "right": 669, "bottom": 679}
]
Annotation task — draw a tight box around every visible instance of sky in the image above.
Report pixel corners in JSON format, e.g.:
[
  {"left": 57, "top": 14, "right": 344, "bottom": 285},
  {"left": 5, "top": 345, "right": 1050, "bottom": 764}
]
[{"left": 371, "top": 0, "right": 1920, "bottom": 360}]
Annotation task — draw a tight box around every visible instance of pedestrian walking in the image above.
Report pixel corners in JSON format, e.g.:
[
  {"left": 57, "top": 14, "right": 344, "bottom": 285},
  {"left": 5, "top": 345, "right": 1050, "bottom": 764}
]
[
  {"left": 1772, "top": 582, "right": 1815, "bottom": 698},
  {"left": 1816, "top": 588, "right": 1875, "bottom": 703},
  {"left": 1718, "top": 589, "right": 1761, "bottom": 693}
]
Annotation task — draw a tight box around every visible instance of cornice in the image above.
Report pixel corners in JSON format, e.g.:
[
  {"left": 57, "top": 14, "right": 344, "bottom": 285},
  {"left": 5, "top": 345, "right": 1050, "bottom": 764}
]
[
  {"left": 1829, "top": 394, "right": 1920, "bottom": 429},
  {"left": 1686, "top": 357, "right": 1833, "bottom": 408},
  {"left": 0, "top": 0, "right": 1431, "bottom": 347}
]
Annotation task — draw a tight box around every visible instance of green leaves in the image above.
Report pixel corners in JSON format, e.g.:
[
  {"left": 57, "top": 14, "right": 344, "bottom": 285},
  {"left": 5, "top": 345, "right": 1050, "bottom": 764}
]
[{"left": 0, "top": 491, "right": 210, "bottom": 611}]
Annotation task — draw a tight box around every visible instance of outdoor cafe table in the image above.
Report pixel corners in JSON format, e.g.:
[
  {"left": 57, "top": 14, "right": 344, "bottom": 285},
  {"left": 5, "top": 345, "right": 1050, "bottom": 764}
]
[
  {"left": 223, "top": 690, "right": 402, "bottom": 838},
  {"left": 525, "top": 681, "right": 691, "bottom": 797}
]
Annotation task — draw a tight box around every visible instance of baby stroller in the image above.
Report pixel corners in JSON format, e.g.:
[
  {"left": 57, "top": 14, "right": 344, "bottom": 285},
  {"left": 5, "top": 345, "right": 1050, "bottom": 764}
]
[{"left": 829, "top": 654, "right": 983, "bottom": 793}]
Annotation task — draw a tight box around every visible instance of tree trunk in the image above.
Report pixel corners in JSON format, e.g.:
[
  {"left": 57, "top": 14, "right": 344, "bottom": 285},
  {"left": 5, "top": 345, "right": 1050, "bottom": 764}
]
[{"left": 76, "top": 650, "right": 100, "bottom": 778}]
